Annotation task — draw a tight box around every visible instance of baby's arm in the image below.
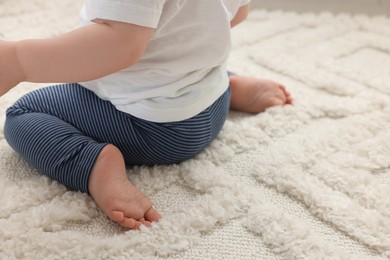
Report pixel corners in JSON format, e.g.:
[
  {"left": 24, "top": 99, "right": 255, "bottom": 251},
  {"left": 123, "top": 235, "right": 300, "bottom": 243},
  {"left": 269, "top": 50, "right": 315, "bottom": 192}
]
[
  {"left": 0, "top": 20, "right": 154, "bottom": 96},
  {"left": 231, "top": 4, "right": 250, "bottom": 28}
]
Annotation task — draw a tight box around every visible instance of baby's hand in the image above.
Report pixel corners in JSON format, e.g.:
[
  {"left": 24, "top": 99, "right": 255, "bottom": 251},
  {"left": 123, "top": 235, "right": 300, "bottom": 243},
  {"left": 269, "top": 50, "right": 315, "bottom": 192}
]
[{"left": 0, "top": 40, "right": 25, "bottom": 96}]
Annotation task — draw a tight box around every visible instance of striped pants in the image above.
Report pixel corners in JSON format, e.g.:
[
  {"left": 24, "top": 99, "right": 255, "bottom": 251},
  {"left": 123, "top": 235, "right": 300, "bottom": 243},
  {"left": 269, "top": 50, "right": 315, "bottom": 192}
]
[{"left": 4, "top": 84, "right": 230, "bottom": 193}]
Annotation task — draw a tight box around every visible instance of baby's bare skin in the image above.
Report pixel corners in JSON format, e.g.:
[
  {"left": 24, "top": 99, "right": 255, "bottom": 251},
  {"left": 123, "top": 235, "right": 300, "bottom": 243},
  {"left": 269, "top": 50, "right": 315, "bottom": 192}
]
[
  {"left": 229, "top": 75, "right": 292, "bottom": 113},
  {"left": 88, "top": 145, "right": 160, "bottom": 229},
  {"left": 88, "top": 75, "right": 292, "bottom": 229},
  {"left": 1, "top": 3, "right": 292, "bottom": 230}
]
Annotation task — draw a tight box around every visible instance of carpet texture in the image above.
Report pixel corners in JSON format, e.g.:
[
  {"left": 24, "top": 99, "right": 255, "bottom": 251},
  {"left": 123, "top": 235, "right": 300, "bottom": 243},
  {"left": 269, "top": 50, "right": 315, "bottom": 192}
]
[{"left": 1, "top": 1, "right": 390, "bottom": 259}]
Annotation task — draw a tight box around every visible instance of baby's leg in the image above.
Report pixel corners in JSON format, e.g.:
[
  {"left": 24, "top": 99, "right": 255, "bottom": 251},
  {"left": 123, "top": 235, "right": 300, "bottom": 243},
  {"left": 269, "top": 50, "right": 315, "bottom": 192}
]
[
  {"left": 4, "top": 84, "right": 160, "bottom": 228},
  {"left": 229, "top": 75, "right": 292, "bottom": 113}
]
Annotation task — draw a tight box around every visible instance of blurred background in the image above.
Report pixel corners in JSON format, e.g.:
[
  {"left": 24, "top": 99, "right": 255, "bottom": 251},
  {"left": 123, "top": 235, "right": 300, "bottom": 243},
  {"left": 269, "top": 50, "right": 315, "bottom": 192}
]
[{"left": 251, "top": 0, "right": 390, "bottom": 15}]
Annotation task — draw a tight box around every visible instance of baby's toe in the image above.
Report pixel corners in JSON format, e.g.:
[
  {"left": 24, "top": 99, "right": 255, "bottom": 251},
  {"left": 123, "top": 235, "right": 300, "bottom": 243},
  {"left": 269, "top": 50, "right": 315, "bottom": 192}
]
[
  {"left": 109, "top": 210, "right": 125, "bottom": 222},
  {"left": 278, "top": 85, "right": 293, "bottom": 105},
  {"left": 145, "top": 207, "right": 161, "bottom": 222},
  {"left": 121, "top": 217, "right": 142, "bottom": 229}
]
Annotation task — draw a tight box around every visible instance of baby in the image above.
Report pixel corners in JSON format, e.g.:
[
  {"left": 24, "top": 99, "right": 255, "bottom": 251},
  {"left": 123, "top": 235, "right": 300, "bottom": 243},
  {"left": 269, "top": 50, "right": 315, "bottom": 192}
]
[{"left": 0, "top": 0, "right": 292, "bottom": 229}]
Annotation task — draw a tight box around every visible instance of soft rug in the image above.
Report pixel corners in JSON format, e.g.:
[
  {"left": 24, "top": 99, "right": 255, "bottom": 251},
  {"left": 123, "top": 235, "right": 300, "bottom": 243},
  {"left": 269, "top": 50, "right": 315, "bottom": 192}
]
[{"left": 1, "top": 1, "right": 390, "bottom": 259}]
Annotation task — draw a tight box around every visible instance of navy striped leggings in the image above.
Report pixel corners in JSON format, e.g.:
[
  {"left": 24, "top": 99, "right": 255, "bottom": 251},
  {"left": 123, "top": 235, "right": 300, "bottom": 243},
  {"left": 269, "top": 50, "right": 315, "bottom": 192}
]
[{"left": 4, "top": 84, "right": 230, "bottom": 193}]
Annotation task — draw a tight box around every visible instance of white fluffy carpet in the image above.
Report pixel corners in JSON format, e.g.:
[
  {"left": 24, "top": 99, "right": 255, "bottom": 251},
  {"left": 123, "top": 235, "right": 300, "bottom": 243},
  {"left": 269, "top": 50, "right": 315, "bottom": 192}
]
[{"left": 1, "top": 1, "right": 390, "bottom": 259}]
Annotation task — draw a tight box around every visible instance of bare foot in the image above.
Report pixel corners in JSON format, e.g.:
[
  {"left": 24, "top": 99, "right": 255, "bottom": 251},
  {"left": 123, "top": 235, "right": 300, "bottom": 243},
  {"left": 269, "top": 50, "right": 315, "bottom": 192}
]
[
  {"left": 229, "top": 75, "right": 292, "bottom": 113},
  {"left": 88, "top": 144, "right": 161, "bottom": 229}
]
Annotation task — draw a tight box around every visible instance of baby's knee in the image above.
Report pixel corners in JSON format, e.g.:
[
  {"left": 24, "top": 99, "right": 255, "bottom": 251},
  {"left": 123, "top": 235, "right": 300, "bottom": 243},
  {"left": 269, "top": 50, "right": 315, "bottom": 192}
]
[
  {"left": 5, "top": 89, "right": 46, "bottom": 117},
  {"left": 6, "top": 100, "right": 31, "bottom": 117}
]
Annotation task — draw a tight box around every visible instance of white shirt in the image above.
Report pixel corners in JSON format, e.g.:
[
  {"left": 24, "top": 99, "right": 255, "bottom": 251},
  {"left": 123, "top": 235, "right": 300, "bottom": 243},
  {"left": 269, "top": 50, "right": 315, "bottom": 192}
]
[{"left": 80, "top": 0, "right": 251, "bottom": 122}]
